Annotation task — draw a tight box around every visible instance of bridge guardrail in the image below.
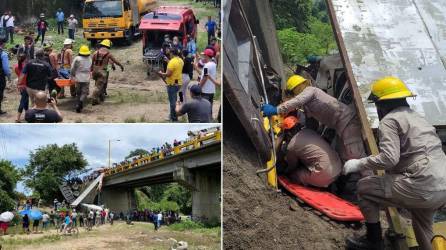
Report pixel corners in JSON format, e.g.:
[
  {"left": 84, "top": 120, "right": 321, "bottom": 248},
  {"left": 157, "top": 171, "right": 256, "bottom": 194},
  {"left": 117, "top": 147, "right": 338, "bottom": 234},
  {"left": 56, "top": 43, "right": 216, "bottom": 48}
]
[{"left": 104, "top": 131, "right": 221, "bottom": 177}]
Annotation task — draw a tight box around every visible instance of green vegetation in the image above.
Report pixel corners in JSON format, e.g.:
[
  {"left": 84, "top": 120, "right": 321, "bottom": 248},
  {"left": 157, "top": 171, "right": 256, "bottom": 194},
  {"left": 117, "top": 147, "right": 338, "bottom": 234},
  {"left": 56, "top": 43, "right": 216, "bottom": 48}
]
[
  {"left": 273, "top": 0, "right": 338, "bottom": 65},
  {"left": 0, "top": 160, "right": 20, "bottom": 212},
  {"left": 22, "top": 143, "right": 88, "bottom": 203},
  {"left": 168, "top": 219, "right": 221, "bottom": 236},
  {"left": 126, "top": 148, "right": 149, "bottom": 159},
  {"left": 135, "top": 183, "right": 192, "bottom": 214}
]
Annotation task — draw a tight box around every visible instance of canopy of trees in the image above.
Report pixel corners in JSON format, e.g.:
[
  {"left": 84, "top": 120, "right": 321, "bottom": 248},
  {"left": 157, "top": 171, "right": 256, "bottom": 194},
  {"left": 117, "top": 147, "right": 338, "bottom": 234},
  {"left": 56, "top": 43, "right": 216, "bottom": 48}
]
[
  {"left": 0, "top": 0, "right": 83, "bottom": 24},
  {"left": 22, "top": 143, "right": 88, "bottom": 203},
  {"left": 126, "top": 149, "right": 149, "bottom": 159},
  {"left": 136, "top": 184, "right": 192, "bottom": 214},
  {"left": 273, "top": 0, "right": 338, "bottom": 65},
  {"left": 0, "top": 160, "right": 20, "bottom": 212}
]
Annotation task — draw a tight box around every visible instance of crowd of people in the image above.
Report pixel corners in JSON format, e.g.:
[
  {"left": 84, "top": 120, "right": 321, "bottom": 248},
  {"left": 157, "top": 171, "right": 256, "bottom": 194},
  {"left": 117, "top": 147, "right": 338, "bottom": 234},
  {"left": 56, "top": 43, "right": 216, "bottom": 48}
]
[
  {"left": 157, "top": 18, "right": 221, "bottom": 123},
  {"left": 123, "top": 210, "right": 180, "bottom": 230},
  {"left": 0, "top": 8, "right": 221, "bottom": 123},
  {"left": 104, "top": 127, "right": 219, "bottom": 175}
]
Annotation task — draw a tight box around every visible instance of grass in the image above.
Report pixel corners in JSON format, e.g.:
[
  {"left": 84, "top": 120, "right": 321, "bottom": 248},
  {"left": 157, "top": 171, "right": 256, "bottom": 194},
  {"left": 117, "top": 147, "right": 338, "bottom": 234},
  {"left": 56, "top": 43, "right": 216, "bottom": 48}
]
[
  {"left": 0, "top": 234, "right": 63, "bottom": 247},
  {"left": 1, "top": 221, "right": 220, "bottom": 249},
  {"left": 168, "top": 219, "right": 221, "bottom": 235}
]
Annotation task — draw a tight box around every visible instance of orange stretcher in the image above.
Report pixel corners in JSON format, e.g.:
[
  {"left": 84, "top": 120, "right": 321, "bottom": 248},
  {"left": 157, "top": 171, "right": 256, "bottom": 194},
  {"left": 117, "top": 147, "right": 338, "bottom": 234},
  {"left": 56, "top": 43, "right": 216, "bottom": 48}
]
[
  {"left": 278, "top": 176, "right": 365, "bottom": 222},
  {"left": 55, "top": 78, "right": 74, "bottom": 87}
]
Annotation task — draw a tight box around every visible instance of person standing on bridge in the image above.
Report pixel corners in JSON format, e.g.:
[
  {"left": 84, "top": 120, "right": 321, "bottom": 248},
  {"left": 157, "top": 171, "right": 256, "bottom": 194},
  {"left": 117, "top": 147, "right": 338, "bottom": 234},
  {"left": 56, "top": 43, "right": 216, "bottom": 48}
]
[
  {"left": 91, "top": 39, "right": 124, "bottom": 105},
  {"left": 342, "top": 77, "right": 446, "bottom": 250}
]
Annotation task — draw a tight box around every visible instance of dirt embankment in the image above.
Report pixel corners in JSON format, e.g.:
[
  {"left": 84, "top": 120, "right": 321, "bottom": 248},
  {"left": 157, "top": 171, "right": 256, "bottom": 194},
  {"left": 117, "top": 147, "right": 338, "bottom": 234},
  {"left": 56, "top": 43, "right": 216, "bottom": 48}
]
[{"left": 222, "top": 104, "right": 362, "bottom": 249}]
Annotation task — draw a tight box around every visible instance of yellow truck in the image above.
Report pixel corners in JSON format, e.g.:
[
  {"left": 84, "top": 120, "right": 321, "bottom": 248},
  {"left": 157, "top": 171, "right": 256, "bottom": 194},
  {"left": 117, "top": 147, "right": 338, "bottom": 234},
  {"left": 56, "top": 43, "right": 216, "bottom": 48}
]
[{"left": 82, "top": 0, "right": 156, "bottom": 45}]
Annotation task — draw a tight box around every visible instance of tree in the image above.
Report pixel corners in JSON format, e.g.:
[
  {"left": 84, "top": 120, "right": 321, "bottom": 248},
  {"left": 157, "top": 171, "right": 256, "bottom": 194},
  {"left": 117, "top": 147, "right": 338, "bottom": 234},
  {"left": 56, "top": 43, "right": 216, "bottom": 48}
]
[
  {"left": 23, "top": 143, "right": 88, "bottom": 203},
  {"left": 140, "top": 184, "right": 168, "bottom": 202},
  {"left": 126, "top": 149, "right": 149, "bottom": 159},
  {"left": 163, "top": 184, "right": 192, "bottom": 215},
  {"left": 272, "top": 0, "right": 313, "bottom": 32},
  {"left": 0, "top": 160, "right": 20, "bottom": 211},
  {"left": 136, "top": 183, "right": 192, "bottom": 214}
]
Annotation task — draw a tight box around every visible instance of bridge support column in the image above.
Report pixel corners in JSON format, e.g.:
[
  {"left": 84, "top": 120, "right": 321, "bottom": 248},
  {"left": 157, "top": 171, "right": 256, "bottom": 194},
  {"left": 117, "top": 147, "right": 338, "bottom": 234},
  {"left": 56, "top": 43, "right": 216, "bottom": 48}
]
[
  {"left": 191, "top": 169, "right": 221, "bottom": 225},
  {"left": 101, "top": 188, "right": 136, "bottom": 214}
]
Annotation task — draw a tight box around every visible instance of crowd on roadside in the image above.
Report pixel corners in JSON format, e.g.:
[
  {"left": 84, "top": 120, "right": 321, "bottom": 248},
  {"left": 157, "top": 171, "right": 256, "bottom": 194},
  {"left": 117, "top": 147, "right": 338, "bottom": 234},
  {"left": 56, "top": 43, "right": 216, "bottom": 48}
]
[{"left": 104, "top": 127, "right": 220, "bottom": 175}]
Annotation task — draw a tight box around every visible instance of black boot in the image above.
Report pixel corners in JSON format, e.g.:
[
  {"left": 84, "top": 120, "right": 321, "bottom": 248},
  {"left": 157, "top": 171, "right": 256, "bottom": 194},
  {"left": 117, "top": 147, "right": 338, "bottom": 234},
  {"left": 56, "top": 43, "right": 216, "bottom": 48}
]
[
  {"left": 346, "top": 223, "right": 384, "bottom": 250},
  {"left": 76, "top": 101, "right": 83, "bottom": 113}
]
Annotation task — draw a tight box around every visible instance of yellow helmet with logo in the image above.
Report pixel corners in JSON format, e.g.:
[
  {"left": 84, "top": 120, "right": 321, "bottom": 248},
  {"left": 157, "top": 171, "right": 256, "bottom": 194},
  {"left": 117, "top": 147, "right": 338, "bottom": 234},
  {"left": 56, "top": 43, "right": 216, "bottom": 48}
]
[
  {"left": 100, "top": 39, "right": 112, "bottom": 48},
  {"left": 286, "top": 75, "right": 307, "bottom": 92},
  {"left": 79, "top": 45, "right": 91, "bottom": 56},
  {"left": 368, "top": 76, "right": 416, "bottom": 102}
]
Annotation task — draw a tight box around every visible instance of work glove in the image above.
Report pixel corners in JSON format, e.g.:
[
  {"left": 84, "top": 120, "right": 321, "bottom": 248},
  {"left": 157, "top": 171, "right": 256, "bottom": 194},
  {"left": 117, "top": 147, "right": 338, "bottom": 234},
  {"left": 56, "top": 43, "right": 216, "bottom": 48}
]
[
  {"left": 120, "top": 65, "right": 124, "bottom": 72},
  {"left": 261, "top": 104, "right": 278, "bottom": 117},
  {"left": 111, "top": 64, "right": 116, "bottom": 71},
  {"left": 342, "top": 159, "right": 362, "bottom": 175}
]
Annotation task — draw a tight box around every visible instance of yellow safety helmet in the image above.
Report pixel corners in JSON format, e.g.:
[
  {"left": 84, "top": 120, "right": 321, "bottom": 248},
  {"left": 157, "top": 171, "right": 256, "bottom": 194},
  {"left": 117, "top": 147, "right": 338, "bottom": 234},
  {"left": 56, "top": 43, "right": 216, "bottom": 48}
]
[
  {"left": 79, "top": 45, "right": 91, "bottom": 56},
  {"left": 368, "top": 76, "right": 416, "bottom": 102},
  {"left": 286, "top": 75, "right": 307, "bottom": 92},
  {"left": 100, "top": 39, "right": 112, "bottom": 48}
]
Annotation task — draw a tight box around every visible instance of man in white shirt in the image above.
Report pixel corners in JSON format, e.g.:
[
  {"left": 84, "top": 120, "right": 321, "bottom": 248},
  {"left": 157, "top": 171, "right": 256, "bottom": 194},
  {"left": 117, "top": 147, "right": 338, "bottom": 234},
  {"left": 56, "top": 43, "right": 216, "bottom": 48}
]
[
  {"left": 1, "top": 11, "right": 14, "bottom": 44},
  {"left": 199, "top": 48, "right": 217, "bottom": 118},
  {"left": 67, "top": 15, "right": 78, "bottom": 40},
  {"left": 157, "top": 212, "right": 163, "bottom": 229}
]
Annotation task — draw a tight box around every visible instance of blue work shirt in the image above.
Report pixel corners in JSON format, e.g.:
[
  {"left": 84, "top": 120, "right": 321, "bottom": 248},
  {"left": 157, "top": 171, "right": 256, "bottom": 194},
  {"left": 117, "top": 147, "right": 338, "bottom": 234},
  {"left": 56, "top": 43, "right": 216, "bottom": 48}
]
[
  {"left": 56, "top": 11, "right": 65, "bottom": 22},
  {"left": 1, "top": 50, "right": 11, "bottom": 77},
  {"left": 205, "top": 20, "right": 217, "bottom": 33},
  {"left": 186, "top": 40, "right": 196, "bottom": 56}
]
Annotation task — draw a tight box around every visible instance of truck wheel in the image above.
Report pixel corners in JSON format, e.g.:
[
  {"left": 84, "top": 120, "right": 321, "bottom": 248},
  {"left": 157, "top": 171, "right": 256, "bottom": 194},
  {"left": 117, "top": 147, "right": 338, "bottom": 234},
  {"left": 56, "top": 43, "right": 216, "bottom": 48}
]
[
  {"left": 90, "top": 39, "right": 97, "bottom": 48},
  {"left": 125, "top": 29, "right": 133, "bottom": 46}
]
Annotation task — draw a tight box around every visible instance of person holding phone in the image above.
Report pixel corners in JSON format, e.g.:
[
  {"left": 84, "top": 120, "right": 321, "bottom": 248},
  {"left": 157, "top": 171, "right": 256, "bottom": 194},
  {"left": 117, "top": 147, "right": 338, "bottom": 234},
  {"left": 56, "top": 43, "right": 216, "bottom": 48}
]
[
  {"left": 158, "top": 49, "right": 184, "bottom": 122},
  {"left": 199, "top": 49, "right": 217, "bottom": 119},
  {"left": 25, "top": 91, "right": 63, "bottom": 123}
]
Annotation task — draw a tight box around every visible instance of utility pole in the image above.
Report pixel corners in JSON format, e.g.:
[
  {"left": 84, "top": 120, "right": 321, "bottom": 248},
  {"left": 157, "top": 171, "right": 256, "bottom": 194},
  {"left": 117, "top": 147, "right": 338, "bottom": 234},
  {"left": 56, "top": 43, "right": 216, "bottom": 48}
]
[{"left": 108, "top": 139, "right": 121, "bottom": 168}]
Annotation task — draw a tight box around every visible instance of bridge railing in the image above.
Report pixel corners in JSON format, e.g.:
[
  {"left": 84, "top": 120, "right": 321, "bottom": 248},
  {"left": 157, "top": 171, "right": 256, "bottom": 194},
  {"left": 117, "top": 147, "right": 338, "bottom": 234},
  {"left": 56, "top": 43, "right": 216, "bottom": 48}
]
[{"left": 104, "top": 130, "right": 221, "bottom": 177}]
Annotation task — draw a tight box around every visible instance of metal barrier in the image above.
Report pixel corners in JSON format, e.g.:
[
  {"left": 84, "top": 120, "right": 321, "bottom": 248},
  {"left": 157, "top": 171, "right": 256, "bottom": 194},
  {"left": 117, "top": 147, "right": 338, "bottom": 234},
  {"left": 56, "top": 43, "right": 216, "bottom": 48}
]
[{"left": 104, "top": 131, "right": 221, "bottom": 176}]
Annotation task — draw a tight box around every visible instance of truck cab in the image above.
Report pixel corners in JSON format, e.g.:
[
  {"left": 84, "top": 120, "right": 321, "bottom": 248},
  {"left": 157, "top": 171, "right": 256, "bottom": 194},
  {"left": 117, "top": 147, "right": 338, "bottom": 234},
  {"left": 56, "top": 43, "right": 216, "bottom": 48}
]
[
  {"left": 83, "top": 0, "right": 156, "bottom": 45},
  {"left": 139, "top": 6, "right": 198, "bottom": 73}
]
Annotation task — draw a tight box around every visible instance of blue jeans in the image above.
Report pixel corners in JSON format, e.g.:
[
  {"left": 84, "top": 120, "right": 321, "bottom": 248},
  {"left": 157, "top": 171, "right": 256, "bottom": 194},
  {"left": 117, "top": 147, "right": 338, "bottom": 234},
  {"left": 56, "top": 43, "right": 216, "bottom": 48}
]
[
  {"left": 167, "top": 85, "right": 179, "bottom": 121},
  {"left": 57, "top": 22, "right": 64, "bottom": 34},
  {"left": 68, "top": 29, "right": 75, "bottom": 40},
  {"left": 18, "top": 89, "right": 29, "bottom": 113}
]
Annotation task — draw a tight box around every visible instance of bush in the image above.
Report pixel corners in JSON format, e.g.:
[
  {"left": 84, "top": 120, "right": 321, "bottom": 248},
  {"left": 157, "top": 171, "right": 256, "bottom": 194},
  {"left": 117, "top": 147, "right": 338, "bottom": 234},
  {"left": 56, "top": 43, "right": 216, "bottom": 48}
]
[
  {"left": 168, "top": 219, "right": 205, "bottom": 231},
  {"left": 277, "top": 18, "right": 337, "bottom": 66}
]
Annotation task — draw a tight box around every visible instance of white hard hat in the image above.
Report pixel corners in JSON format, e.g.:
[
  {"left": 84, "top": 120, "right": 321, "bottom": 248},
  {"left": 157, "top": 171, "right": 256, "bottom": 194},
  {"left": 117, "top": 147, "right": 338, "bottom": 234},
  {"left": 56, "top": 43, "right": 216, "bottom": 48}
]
[{"left": 63, "top": 38, "right": 73, "bottom": 45}]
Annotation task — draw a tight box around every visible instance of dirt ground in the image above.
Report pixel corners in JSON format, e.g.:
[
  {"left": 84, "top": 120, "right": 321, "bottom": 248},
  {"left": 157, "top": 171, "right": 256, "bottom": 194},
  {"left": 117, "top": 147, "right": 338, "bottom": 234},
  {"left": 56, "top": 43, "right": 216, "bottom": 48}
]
[
  {"left": 0, "top": 221, "right": 221, "bottom": 250},
  {"left": 222, "top": 107, "right": 364, "bottom": 249},
  {"left": 0, "top": 0, "right": 220, "bottom": 123}
]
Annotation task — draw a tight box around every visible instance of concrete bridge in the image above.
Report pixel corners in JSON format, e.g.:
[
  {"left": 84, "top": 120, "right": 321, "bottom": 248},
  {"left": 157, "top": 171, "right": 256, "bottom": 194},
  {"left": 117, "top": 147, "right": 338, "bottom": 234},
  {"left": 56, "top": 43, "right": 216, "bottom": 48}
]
[{"left": 73, "top": 131, "right": 221, "bottom": 223}]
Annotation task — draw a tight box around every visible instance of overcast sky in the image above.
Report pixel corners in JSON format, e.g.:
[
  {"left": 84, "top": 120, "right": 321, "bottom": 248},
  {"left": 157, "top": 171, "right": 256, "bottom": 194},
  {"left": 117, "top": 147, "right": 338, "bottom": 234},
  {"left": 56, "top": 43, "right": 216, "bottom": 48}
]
[{"left": 0, "top": 124, "right": 218, "bottom": 194}]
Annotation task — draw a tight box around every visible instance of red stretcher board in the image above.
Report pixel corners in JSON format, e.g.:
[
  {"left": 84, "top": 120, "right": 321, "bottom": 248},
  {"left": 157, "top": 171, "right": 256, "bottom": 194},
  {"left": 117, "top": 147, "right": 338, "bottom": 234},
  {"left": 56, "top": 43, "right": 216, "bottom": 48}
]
[{"left": 278, "top": 176, "right": 364, "bottom": 222}]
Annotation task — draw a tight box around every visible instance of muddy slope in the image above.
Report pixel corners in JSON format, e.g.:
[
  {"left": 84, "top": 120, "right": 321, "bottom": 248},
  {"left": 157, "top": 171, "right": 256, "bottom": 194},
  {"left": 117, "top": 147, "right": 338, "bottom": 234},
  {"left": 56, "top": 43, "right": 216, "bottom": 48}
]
[{"left": 223, "top": 102, "right": 361, "bottom": 249}]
